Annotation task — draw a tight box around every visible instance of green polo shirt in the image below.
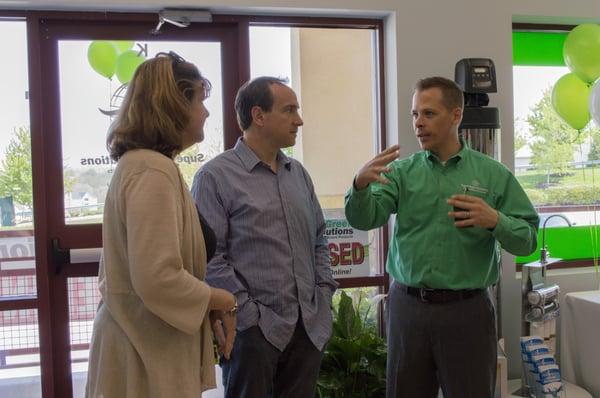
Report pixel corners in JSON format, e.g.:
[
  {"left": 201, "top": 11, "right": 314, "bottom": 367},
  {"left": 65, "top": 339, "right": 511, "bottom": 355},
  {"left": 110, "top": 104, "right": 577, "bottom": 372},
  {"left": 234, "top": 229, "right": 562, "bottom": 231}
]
[{"left": 344, "top": 144, "right": 539, "bottom": 289}]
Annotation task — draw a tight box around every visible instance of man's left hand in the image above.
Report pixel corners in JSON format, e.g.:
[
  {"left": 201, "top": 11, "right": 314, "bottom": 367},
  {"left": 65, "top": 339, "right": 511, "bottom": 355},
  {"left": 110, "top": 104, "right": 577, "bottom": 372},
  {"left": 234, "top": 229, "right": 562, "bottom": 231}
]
[{"left": 447, "top": 194, "right": 499, "bottom": 229}]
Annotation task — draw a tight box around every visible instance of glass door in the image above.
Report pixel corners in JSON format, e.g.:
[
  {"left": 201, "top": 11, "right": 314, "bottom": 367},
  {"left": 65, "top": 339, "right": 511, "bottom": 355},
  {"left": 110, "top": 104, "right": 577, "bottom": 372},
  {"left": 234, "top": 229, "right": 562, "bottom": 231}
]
[
  {"left": 31, "top": 14, "right": 244, "bottom": 397},
  {"left": 0, "top": 18, "right": 42, "bottom": 398}
]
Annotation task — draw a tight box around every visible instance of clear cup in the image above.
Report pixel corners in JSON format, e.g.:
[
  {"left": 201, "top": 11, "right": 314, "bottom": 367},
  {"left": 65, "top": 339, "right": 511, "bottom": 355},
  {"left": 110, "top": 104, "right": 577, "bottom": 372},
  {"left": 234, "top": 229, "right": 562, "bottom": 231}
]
[{"left": 452, "top": 186, "right": 472, "bottom": 227}]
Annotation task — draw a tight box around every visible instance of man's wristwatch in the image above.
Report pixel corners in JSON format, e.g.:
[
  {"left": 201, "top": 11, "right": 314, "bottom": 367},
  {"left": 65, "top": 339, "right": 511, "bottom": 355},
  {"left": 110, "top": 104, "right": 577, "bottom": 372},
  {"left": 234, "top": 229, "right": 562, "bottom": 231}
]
[{"left": 227, "top": 300, "right": 238, "bottom": 316}]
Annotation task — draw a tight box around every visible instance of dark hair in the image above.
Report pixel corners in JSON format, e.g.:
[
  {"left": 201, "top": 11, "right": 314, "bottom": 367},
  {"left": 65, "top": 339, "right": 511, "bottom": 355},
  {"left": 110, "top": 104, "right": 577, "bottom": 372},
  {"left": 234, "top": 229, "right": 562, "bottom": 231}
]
[
  {"left": 107, "top": 51, "right": 211, "bottom": 161},
  {"left": 234, "top": 76, "right": 289, "bottom": 130},
  {"left": 415, "top": 76, "right": 464, "bottom": 111}
]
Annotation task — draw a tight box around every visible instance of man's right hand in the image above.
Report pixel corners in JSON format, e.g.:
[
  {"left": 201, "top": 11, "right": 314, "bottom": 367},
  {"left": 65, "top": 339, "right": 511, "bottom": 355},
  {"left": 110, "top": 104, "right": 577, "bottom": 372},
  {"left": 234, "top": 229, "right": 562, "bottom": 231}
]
[{"left": 354, "top": 145, "right": 400, "bottom": 191}]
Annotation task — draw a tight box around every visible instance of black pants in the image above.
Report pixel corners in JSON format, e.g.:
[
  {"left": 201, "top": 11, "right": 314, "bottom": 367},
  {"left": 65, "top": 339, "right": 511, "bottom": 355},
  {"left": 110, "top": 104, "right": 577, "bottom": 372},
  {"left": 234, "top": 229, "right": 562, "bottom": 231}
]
[
  {"left": 221, "top": 321, "right": 323, "bottom": 398},
  {"left": 386, "top": 281, "right": 497, "bottom": 398}
]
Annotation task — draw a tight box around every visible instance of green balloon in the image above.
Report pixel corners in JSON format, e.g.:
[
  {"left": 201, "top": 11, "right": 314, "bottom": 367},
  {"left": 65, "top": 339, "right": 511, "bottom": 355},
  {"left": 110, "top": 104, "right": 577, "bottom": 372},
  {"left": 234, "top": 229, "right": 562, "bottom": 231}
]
[
  {"left": 552, "top": 73, "right": 591, "bottom": 130},
  {"left": 113, "top": 40, "right": 135, "bottom": 54},
  {"left": 563, "top": 24, "right": 600, "bottom": 83},
  {"left": 87, "top": 41, "right": 118, "bottom": 79},
  {"left": 115, "top": 50, "right": 146, "bottom": 84}
]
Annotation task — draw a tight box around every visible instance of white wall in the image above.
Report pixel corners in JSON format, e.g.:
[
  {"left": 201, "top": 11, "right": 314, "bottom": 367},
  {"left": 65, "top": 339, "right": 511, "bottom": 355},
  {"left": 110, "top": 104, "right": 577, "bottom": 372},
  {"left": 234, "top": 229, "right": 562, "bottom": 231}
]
[
  {"left": 297, "top": 28, "right": 375, "bottom": 198},
  {"left": 6, "top": 0, "right": 600, "bottom": 380}
]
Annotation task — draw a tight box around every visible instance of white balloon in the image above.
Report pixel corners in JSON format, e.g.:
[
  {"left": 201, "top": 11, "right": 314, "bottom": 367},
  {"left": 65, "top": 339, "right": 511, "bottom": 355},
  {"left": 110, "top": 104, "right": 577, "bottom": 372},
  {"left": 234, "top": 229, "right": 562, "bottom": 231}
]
[{"left": 590, "top": 79, "right": 600, "bottom": 127}]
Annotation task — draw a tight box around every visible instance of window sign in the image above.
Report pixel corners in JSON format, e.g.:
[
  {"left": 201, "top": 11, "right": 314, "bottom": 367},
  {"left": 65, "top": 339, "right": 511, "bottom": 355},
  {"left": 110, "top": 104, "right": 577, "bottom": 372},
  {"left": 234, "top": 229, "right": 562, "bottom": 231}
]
[
  {"left": 324, "top": 209, "right": 370, "bottom": 278},
  {"left": 58, "top": 40, "right": 224, "bottom": 225}
]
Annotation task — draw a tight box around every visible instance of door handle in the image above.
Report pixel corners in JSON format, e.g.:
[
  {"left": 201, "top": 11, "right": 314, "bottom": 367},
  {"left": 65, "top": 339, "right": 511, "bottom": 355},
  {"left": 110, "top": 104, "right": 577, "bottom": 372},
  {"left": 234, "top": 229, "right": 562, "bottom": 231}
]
[
  {"left": 51, "top": 238, "right": 102, "bottom": 274},
  {"left": 51, "top": 238, "right": 69, "bottom": 274}
]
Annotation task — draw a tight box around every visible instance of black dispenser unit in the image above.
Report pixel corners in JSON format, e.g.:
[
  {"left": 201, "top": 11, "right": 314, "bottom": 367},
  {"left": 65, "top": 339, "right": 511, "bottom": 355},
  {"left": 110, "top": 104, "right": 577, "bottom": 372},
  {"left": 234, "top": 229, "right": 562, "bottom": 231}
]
[
  {"left": 455, "top": 58, "right": 501, "bottom": 160},
  {"left": 455, "top": 58, "right": 506, "bottom": 389}
]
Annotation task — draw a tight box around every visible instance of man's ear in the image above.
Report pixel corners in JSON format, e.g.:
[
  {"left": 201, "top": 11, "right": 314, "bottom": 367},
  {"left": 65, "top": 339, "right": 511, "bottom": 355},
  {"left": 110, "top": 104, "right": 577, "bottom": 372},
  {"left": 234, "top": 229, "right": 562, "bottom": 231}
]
[
  {"left": 453, "top": 107, "right": 463, "bottom": 126},
  {"left": 251, "top": 106, "right": 265, "bottom": 127}
]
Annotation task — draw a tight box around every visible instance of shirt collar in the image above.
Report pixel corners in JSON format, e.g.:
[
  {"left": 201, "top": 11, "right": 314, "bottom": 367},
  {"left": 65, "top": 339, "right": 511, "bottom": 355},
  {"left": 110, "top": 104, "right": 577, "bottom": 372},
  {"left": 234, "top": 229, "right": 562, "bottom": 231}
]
[
  {"left": 425, "top": 138, "right": 470, "bottom": 167},
  {"left": 233, "top": 137, "right": 292, "bottom": 172}
]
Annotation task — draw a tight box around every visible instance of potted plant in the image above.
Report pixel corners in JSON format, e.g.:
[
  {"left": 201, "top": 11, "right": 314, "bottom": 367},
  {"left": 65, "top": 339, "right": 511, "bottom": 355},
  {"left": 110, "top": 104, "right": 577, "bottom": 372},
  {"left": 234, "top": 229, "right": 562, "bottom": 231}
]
[{"left": 316, "top": 290, "right": 387, "bottom": 398}]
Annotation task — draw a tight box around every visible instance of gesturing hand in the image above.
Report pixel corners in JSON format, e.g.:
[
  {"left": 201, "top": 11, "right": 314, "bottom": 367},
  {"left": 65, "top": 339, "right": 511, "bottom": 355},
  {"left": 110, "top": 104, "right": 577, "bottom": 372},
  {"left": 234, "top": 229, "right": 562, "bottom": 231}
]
[
  {"left": 447, "top": 194, "right": 499, "bottom": 229},
  {"left": 354, "top": 145, "right": 401, "bottom": 191},
  {"left": 209, "top": 310, "right": 237, "bottom": 360}
]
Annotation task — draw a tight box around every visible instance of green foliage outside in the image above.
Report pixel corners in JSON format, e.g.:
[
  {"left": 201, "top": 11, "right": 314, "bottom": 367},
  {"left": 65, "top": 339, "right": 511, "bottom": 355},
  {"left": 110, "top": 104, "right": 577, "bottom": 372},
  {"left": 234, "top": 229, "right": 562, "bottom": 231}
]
[
  {"left": 514, "top": 129, "right": 527, "bottom": 153},
  {"left": 518, "top": 87, "right": 600, "bottom": 207},
  {"left": 527, "top": 87, "right": 582, "bottom": 178},
  {"left": 0, "top": 127, "right": 33, "bottom": 209},
  {"left": 0, "top": 127, "right": 217, "bottom": 224},
  {"left": 519, "top": 168, "right": 600, "bottom": 207},
  {"left": 317, "top": 290, "right": 386, "bottom": 398},
  {"left": 588, "top": 131, "right": 600, "bottom": 162}
]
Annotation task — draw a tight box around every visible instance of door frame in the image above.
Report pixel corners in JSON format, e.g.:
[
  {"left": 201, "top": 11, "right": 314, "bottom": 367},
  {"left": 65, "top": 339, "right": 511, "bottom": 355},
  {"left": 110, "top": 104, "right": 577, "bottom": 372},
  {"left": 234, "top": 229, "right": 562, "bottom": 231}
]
[
  {"left": 27, "top": 11, "right": 247, "bottom": 397},
  {"left": 10, "top": 10, "right": 387, "bottom": 398}
]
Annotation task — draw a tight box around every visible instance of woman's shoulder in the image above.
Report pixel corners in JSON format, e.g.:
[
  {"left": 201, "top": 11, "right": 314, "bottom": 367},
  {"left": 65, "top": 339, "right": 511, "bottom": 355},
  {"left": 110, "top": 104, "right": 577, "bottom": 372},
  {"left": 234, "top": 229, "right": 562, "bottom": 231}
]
[{"left": 119, "top": 149, "right": 178, "bottom": 176}]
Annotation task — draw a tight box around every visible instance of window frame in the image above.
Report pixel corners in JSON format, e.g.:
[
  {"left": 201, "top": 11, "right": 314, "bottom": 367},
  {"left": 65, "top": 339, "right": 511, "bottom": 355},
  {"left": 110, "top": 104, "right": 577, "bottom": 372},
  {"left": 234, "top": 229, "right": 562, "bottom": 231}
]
[
  {"left": 244, "top": 15, "right": 388, "bottom": 290},
  {"left": 512, "top": 22, "right": 600, "bottom": 270},
  {"left": 0, "top": 10, "right": 390, "bottom": 398}
]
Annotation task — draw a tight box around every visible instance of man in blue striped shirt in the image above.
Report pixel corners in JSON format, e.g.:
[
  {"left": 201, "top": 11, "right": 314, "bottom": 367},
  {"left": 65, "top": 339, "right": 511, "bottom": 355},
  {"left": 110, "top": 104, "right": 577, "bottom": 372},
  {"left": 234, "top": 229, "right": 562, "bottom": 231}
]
[{"left": 191, "top": 76, "right": 338, "bottom": 398}]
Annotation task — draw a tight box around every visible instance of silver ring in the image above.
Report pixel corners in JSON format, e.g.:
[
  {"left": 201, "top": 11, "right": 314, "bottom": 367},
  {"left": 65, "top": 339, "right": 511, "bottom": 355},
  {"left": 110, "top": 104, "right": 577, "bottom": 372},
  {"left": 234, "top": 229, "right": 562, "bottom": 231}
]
[{"left": 466, "top": 211, "right": 471, "bottom": 219}]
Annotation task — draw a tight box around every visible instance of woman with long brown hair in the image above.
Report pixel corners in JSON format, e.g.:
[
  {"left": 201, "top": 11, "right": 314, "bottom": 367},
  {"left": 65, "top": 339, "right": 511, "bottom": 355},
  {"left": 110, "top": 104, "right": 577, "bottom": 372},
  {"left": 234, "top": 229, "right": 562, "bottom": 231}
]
[{"left": 85, "top": 52, "right": 236, "bottom": 398}]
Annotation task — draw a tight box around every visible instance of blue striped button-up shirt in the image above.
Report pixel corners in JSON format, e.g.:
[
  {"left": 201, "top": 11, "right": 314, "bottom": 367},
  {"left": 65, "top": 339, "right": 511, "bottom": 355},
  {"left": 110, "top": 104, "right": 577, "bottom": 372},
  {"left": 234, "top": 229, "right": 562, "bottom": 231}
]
[{"left": 191, "top": 138, "right": 338, "bottom": 351}]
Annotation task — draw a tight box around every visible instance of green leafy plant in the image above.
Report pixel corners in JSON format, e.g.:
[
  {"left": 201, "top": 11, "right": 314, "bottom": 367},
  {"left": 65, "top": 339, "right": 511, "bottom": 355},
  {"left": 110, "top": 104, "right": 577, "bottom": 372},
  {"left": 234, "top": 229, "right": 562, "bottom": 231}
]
[{"left": 316, "top": 290, "right": 386, "bottom": 398}]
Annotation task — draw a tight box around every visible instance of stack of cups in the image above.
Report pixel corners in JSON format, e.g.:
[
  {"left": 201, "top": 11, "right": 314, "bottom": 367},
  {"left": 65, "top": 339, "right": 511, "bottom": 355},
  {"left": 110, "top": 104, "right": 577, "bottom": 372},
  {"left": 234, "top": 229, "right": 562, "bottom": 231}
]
[{"left": 520, "top": 336, "right": 564, "bottom": 397}]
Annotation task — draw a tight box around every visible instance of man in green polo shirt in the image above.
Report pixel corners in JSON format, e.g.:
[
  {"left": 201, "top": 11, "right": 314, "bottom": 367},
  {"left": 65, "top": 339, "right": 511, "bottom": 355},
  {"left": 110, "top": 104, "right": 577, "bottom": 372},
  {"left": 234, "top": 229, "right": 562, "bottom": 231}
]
[{"left": 345, "top": 76, "right": 539, "bottom": 398}]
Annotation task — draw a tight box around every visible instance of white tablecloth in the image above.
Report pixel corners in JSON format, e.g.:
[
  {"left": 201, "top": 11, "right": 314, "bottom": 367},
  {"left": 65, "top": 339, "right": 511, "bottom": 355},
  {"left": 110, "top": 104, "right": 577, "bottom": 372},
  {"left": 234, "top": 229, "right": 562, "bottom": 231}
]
[{"left": 561, "top": 290, "right": 600, "bottom": 398}]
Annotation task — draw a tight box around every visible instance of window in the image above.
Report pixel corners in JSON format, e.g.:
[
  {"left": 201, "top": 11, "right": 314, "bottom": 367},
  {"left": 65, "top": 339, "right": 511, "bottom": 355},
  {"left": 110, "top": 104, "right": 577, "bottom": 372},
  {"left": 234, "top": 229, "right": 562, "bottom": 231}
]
[
  {"left": 58, "top": 40, "right": 225, "bottom": 225},
  {"left": 0, "top": 18, "right": 42, "bottom": 398},
  {"left": 513, "top": 26, "right": 600, "bottom": 266},
  {"left": 0, "top": 12, "right": 387, "bottom": 398},
  {"left": 249, "top": 23, "right": 387, "bottom": 286}
]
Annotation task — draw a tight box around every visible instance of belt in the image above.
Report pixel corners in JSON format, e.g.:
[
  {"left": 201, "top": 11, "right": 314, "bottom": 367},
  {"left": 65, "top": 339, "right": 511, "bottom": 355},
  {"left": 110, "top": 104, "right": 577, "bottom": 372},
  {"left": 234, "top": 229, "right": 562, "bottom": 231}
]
[{"left": 397, "top": 283, "right": 484, "bottom": 304}]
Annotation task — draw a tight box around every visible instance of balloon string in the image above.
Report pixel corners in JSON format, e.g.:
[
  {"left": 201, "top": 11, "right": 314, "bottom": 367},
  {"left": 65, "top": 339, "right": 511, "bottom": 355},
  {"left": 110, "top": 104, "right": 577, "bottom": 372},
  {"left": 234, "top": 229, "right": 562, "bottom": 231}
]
[
  {"left": 574, "top": 128, "right": 582, "bottom": 144},
  {"left": 580, "top": 138, "right": 599, "bottom": 285},
  {"left": 579, "top": 139, "right": 586, "bottom": 181},
  {"left": 594, "top": 166, "right": 600, "bottom": 287},
  {"left": 590, "top": 159, "right": 599, "bottom": 287}
]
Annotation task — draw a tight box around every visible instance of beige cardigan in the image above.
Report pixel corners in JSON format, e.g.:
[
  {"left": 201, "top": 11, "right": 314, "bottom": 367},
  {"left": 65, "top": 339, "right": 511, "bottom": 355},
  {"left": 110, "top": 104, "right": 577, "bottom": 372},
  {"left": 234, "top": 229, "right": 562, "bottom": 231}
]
[{"left": 86, "top": 149, "right": 216, "bottom": 398}]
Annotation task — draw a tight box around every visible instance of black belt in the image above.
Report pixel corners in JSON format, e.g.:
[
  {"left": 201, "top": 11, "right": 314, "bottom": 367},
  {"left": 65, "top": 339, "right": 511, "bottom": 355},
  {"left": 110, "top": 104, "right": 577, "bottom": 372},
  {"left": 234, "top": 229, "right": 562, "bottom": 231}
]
[{"left": 397, "top": 283, "right": 484, "bottom": 304}]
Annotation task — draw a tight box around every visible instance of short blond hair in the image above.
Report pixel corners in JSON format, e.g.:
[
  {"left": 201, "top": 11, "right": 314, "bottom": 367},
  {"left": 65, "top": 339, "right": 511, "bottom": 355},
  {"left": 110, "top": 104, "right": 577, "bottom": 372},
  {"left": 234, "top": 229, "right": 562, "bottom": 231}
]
[
  {"left": 107, "top": 53, "right": 211, "bottom": 160},
  {"left": 415, "top": 76, "right": 464, "bottom": 111}
]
